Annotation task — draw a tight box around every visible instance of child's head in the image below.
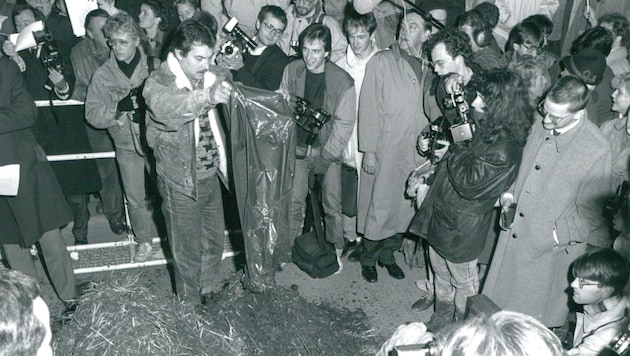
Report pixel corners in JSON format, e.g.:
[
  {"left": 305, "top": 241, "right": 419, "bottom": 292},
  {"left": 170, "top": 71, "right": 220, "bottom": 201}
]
[{"left": 571, "top": 248, "right": 630, "bottom": 305}]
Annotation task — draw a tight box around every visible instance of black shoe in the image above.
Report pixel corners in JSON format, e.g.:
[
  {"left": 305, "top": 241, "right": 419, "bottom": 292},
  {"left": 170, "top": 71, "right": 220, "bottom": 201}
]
[
  {"left": 341, "top": 240, "right": 357, "bottom": 257},
  {"left": 200, "top": 291, "right": 218, "bottom": 305},
  {"left": 378, "top": 261, "right": 405, "bottom": 279},
  {"left": 347, "top": 248, "right": 361, "bottom": 262},
  {"left": 411, "top": 295, "right": 435, "bottom": 312},
  {"left": 74, "top": 238, "right": 88, "bottom": 245},
  {"left": 361, "top": 266, "right": 378, "bottom": 283},
  {"left": 108, "top": 219, "right": 127, "bottom": 235},
  {"left": 62, "top": 299, "right": 79, "bottom": 319}
]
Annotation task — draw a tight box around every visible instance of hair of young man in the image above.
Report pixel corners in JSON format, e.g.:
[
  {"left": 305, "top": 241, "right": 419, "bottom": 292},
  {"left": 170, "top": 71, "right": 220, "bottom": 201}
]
[
  {"left": 472, "top": 1, "right": 499, "bottom": 29},
  {"left": 505, "top": 22, "right": 543, "bottom": 53},
  {"left": 173, "top": 0, "right": 199, "bottom": 10},
  {"left": 169, "top": 19, "right": 215, "bottom": 56},
  {"left": 521, "top": 14, "right": 554, "bottom": 37},
  {"left": 299, "top": 23, "right": 331, "bottom": 53},
  {"left": 0, "top": 269, "right": 46, "bottom": 356},
  {"left": 572, "top": 248, "right": 630, "bottom": 296},
  {"left": 190, "top": 10, "right": 218, "bottom": 39},
  {"left": 612, "top": 72, "right": 630, "bottom": 94},
  {"left": 437, "top": 311, "right": 564, "bottom": 356},
  {"left": 103, "top": 11, "right": 141, "bottom": 40},
  {"left": 508, "top": 54, "right": 546, "bottom": 90},
  {"left": 599, "top": 12, "right": 630, "bottom": 47},
  {"left": 11, "top": 4, "right": 46, "bottom": 26},
  {"left": 84, "top": 8, "right": 109, "bottom": 31},
  {"left": 141, "top": 0, "right": 169, "bottom": 31},
  {"left": 258, "top": 5, "right": 288, "bottom": 29},
  {"left": 423, "top": 27, "right": 473, "bottom": 63},
  {"left": 546, "top": 74, "right": 590, "bottom": 113},
  {"left": 469, "top": 68, "right": 534, "bottom": 148},
  {"left": 457, "top": 10, "right": 490, "bottom": 48},
  {"left": 343, "top": 8, "right": 377, "bottom": 36},
  {"left": 571, "top": 26, "right": 614, "bottom": 56}
]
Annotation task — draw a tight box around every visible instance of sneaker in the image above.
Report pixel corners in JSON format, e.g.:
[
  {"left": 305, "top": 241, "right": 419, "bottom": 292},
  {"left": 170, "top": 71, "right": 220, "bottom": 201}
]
[{"left": 134, "top": 243, "right": 153, "bottom": 262}]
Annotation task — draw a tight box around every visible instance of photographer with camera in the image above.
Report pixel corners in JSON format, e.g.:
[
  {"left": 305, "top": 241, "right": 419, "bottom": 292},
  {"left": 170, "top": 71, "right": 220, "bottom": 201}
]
[
  {"left": 2, "top": 4, "right": 101, "bottom": 246},
  {"left": 215, "top": 6, "right": 290, "bottom": 91},
  {"left": 278, "top": 23, "right": 355, "bottom": 272},
  {"left": 601, "top": 73, "right": 630, "bottom": 260},
  {"left": 409, "top": 68, "right": 534, "bottom": 332},
  {"left": 85, "top": 12, "right": 162, "bottom": 262}
]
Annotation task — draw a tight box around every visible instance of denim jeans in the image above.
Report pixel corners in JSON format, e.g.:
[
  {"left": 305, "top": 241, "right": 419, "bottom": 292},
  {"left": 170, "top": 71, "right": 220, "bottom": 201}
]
[
  {"left": 115, "top": 147, "right": 158, "bottom": 244},
  {"left": 428, "top": 246, "right": 479, "bottom": 315},
  {"left": 158, "top": 174, "right": 225, "bottom": 303},
  {"left": 288, "top": 149, "right": 343, "bottom": 249}
]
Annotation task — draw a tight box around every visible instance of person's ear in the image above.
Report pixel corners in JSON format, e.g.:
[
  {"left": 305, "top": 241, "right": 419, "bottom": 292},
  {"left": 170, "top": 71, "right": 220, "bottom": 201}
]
[
  {"left": 255, "top": 19, "right": 260, "bottom": 32},
  {"left": 174, "top": 48, "right": 184, "bottom": 60},
  {"left": 600, "top": 285, "right": 615, "bottom": 299}
]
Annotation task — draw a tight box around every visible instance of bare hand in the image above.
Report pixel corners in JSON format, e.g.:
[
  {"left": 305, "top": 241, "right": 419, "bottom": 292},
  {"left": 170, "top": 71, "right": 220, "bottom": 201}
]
[
  {"left": 499, "top": 191, "right": 515, "bottom": 212},
  {"left": 362, "top": 152, "right": 377, "bottom": 174},
  {"left": 431, "top": 140, "right": 450, "bottom": 161},
  {"left": 444, "top": 74, "right": 464, "bottom": 95},
  {"left": 221, "top": 51, "right": 244, "bottom": 71},
  {"left": 48, "top": 68, "right": 67, "bottom": 89},
  {"left": 209, "top": 81, "right": 233, "bottom": 105},
  {"left": 417, "top": 137, "right": 430, "bottom": 153},
  {"left": 2, "top": 40, "right": 17, "bottom": 58}
]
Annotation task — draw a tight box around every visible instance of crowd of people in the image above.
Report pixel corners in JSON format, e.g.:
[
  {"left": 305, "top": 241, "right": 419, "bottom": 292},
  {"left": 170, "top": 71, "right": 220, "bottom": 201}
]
[{"left": 2, "top": 0, "right": 630, "bottom": 354}]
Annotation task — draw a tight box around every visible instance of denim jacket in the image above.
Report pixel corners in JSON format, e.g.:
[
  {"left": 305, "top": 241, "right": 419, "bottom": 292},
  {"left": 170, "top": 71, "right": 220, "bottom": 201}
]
[{"left": 143, "top": 53, "right": 231, "bottom": 199}]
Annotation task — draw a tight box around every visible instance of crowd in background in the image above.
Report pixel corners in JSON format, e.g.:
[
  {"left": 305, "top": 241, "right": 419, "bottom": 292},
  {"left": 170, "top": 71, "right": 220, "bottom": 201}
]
[{"left": 2, "top": 0, "right": 630, "bottom": 354}]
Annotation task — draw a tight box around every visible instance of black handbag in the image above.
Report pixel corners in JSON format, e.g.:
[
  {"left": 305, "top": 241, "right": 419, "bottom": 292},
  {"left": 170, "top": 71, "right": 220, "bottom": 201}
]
[{"left": 292, "top": 176, "right": 339, "bottom": 278}]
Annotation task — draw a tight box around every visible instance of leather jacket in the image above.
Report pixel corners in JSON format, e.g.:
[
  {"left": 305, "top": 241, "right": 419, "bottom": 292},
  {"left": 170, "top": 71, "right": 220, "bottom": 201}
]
[{"left": 409, "top": 135, "right": 522, "bottom": 262}]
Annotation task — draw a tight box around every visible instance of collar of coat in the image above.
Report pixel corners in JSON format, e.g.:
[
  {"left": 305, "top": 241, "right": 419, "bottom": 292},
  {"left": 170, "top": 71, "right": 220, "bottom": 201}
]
[{"left": 166, "top": 52, "right": 217, "bottom": 91}]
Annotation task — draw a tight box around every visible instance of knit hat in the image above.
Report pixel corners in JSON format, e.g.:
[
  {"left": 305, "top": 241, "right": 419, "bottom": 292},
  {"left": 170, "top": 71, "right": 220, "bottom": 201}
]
[{"left": 562, "top": 48, "right": 607, "bottom": 86}]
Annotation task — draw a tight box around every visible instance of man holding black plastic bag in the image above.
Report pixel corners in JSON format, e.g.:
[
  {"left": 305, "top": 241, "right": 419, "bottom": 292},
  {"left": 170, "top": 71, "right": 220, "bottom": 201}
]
[{"left": 278, "top": 23, "right": 355, "bottom": 274}]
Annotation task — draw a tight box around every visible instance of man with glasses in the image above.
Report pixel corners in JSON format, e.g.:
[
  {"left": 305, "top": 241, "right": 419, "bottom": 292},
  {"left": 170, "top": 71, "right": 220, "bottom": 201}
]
[
  {"left": 278, "top": 0, "right": 347, "bottom": 62},
  {"left": 85, "top": 12, "right": 161, "bottom": 262},
  {"left": 217, "top": 5, "right": 289, "bottom": 91},
  {"left": 568, "top": 248, "right": 629, "bottom": 355},
  {"left": 482, "top": 75, "right": 613, "bottom": 328}
]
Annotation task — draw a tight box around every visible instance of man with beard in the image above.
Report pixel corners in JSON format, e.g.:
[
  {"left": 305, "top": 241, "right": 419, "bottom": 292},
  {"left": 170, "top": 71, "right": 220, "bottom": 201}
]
[{"left": 277, "top": 0, "right": 347, "bottom": 62}]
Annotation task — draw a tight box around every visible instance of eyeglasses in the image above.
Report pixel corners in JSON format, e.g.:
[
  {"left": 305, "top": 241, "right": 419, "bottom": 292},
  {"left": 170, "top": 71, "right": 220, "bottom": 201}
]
[
  {"left": 296, "top": 0, "right": 314, "bottom": 4},
  {"left": 536, "top": 101, "right": 575, "bottom": 122},
  {"left": 577, "top": 277, "right": 600, "bottom": 289},
  {"left": 107, "top": 39, "right": 132, "bottom": 49},
  {"left": 262, "top": 22, "right": 284, "bottom": 37},
  {"left": 520, "top": 42, "right": 540, "bottom": 55}
]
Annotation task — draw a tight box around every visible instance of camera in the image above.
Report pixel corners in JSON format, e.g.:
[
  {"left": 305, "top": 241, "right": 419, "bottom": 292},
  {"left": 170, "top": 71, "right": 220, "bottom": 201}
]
[
  {"left": 392, "top": 342, "right": 437, "bottom": 356},
  {"left": 33, "top": 30, "right": 63, "bottom": 73},
  {"left": 293, "top": 97, "right": 332, "bottom": 145},
  {"left": 442, "top": 86, "right": 474, "bottom": 143},
  {"left": 420, "top": 118, "right": 449, "bottom": 163},
  {"left": 220, "top": 17, "right": 257, "bottom": 57},
  {"left": 129, "top": 86, "right": 147, "bottom": 123}
]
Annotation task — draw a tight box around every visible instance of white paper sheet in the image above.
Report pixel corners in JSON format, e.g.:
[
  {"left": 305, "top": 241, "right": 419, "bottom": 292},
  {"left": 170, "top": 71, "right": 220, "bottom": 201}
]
[
  {"left": 8, "top": 20, "right": 44, "bottom": 51},
  {"left": 0, "top": 164, "right": 20, "bottom": 196}
]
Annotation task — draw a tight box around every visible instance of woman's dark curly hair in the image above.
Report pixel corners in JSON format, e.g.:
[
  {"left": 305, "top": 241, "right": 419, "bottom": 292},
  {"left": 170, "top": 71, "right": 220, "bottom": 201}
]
[{"left": 470, "top": 68, "right": 534, "bottom": 148}]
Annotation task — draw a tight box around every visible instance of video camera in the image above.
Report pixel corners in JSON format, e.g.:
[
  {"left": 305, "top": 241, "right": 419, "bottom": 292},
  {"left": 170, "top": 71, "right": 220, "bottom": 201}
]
[
  {"left": 442, "top": 86, "right": 474, "bottom": 143},
  {"left": 220, "top": 17, "right": 258, "bottom": 57},
  {"left": 293, "top": 97, "right": 331, "bottom": 145},
  {"left": 33, "top": 30, "right": 63, "bottom": 74}
]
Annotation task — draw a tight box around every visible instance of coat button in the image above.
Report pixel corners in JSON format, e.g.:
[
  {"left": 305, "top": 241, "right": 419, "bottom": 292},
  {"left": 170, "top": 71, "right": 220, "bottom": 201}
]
[
  {"left": 519, "top": 212, "right": 524, "bottom": 217},
  {"left": 512, "top": 233, "right": 517, "bottom": 238},
  {"left": 535, "top": 164, "right": 541, "bottom": 170}
]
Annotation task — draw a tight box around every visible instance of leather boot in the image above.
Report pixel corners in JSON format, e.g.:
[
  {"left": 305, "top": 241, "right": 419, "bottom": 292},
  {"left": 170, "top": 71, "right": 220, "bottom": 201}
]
[{"left": 426, "top": 300, "right": 455, "bottom": 333}]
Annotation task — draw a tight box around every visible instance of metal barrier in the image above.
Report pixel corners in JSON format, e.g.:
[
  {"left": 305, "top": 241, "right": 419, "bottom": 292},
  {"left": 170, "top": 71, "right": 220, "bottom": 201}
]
[{"left": 26, "top": 100, "right": 242, "bottom": 273}]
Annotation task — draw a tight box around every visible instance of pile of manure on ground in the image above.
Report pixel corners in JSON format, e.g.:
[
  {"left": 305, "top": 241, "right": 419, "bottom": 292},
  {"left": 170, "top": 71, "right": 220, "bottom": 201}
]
[{"left": 53, "top": 271, "right": 380, "bottom": 355}]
